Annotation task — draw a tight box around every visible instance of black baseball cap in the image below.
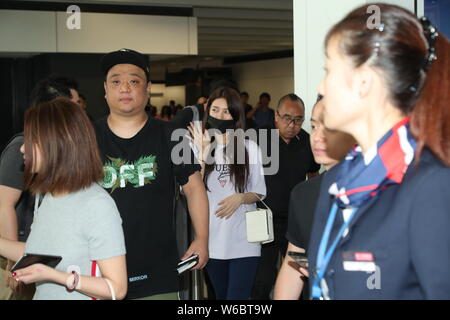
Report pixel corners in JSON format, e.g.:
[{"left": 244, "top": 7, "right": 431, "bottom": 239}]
[{"left": 101, "top": 48, "right": 150, "bottom": 82}]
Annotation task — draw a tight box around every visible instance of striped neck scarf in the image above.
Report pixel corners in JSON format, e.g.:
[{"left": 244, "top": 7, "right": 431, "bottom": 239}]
[{"left": 329, "top": 118, "right": 416, "bottom": 208}]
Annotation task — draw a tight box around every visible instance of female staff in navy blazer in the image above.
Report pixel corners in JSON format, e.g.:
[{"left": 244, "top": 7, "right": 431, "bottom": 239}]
[{"left": 307, "top": 3, "right": 450, "bottom": 299}]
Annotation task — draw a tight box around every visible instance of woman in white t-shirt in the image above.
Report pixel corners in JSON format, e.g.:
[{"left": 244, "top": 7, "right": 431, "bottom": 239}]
[{"left": 188, "top": 87, "right": 266, "bottom": 300}]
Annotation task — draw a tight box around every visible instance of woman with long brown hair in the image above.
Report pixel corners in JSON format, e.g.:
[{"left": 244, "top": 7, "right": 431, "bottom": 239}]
[
  {"left": 188, "top": 87, "right": 266, "bottom": 300},
  {"left": 0, "top": 98, "right": 127, "bottom": 300},
  {"left": 308, "top": 3, "right": 450, "bottom": 299}
]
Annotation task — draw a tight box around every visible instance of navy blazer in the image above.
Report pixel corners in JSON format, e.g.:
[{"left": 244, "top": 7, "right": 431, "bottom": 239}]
[{"left": 308, "top": 148, "right": 450, "bottom": 299}]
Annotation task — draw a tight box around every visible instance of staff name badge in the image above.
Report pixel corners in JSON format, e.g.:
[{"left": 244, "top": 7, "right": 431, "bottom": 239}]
[{"left": 342, "top": 251, "right": 376, "bottom": 272}]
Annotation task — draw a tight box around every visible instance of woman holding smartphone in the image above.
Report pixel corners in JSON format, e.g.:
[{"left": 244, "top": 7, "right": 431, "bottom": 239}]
[
  {"left": 188, "top": 87, "right": 266, "bottom": 300},
  {"left": 308, "top": 3, "right": 450, "bottom": 299},
  {"left": 0, "top": 98, "right": 127, "bottom": 300}
]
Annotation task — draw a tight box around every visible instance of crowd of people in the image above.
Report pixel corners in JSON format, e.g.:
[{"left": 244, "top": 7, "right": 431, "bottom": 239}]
[{"left": 0, "top": 3, "right": 450, "bottom": 300}]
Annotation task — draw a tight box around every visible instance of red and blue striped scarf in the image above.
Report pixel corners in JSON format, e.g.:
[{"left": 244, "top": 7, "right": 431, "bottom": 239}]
[{"left": 329, "top": 118, "right": 416, "bottom": 208}]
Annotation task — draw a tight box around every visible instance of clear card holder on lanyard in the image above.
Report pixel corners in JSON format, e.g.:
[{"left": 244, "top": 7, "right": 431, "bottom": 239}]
[{"left": 312, "top": 203, "right": 357, "bottom": 300}]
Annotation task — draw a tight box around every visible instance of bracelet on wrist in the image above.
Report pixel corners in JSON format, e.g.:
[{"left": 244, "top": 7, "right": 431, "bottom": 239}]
[{"left": 66, "top": 271, "right": 80, "bottom": 291}]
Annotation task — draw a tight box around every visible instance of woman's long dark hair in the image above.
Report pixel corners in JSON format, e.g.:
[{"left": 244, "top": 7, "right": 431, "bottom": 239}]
[
  {"left": 202, "top": 87, "right": 249, "bottom": 193},
  {"left": 325, "top": 3, "right": 450, "bottom": 165}
]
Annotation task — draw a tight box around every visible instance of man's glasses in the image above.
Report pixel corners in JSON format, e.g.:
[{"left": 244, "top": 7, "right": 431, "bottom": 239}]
[{"left": 277, "top": 111, "right": 304, "bottom": 126}]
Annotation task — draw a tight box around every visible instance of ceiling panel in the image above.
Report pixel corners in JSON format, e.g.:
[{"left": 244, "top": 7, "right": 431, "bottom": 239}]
[
  {"left": 11, "top": 0, "right": 294, "bottom": 72},
  {"left": 18, "top": 0, "right": 294, "bottom": 57},
  {"left": 197, "top": 18, "right": 292, "bottom": 30}
]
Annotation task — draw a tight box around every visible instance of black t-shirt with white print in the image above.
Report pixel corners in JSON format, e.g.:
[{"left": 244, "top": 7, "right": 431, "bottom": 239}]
[{"left": 94, "top": 116, "right": 200, "bottom": 299}]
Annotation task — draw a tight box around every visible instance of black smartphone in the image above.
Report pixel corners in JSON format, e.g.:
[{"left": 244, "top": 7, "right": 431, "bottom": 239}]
[
  {"left": 11, "top": 253, "right": 62, "bottom": 272},
  {"left": 288, "top": 251, "right": 308, "bottom": 268}
]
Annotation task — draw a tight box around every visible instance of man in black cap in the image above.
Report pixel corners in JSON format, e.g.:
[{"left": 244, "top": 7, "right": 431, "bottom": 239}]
[{"left": 94, "top": 48, "right": 209, "bottom": 300}]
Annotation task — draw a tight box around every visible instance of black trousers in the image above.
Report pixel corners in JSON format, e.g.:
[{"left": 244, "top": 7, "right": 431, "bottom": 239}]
[{"left": 251, "top": 219, "right": 288, "bottom": 300}]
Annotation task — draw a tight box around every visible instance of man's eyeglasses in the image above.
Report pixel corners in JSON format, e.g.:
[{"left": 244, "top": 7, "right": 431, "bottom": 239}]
[{"left": 277, "top": 111, "right": 304, "bottom": 126}]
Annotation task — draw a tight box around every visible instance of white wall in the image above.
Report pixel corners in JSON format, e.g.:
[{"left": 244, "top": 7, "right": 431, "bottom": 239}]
[
  {"left": 150, "top": 84, "right": 185, "bottom": 110},
  {"left": 0, "top": 10, "right": 57, "bottom": 53},
  {"left": 294, "top": 0, "right": 423, "bottom": 133},
  {"left": 230, "top": 57, "right": 295, "bottom": 110},
  {"left": 56, "top": 12, "right": 198, "bottom": 54},
  {"left": 0, "top": 10, "right": 197, "bottom": 55},
  {"left": 151, "top": 58, "right": 295, "bottom": 113},
  {"left": 294, "top": 0, "right": 366, "bottom": 134}
]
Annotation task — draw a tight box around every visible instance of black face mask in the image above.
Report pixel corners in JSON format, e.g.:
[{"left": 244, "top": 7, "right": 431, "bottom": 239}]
[{"left": 206, "top": 115, "right": 234, "bottom": 134}]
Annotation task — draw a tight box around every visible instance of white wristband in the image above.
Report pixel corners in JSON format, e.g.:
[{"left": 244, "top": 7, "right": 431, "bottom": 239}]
[{"left": 104, "top": 278, "right": 116, "bottom": 300}]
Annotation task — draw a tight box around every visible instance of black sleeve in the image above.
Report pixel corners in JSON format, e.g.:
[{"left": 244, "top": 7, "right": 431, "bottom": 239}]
[
  {"left": 174, "top": 159, "right": 201, "bottom": 186},
  {"left": 286, "top": 183, "right": 307, "bottom": 249},
  {"left": 164, "top": 122, "right": 201, "bottom": 186},
  {"left": 0, "top": 135, "right": 25, "bottom": 191},
  {"left": 171, "top": 108, "right": 194, "bottom": 129},
  {"left": 286, "top": 175, "right": 323, "bottom": 250},
  {"left": 409, "top": 166, "right": 450, "bottom": 299}
]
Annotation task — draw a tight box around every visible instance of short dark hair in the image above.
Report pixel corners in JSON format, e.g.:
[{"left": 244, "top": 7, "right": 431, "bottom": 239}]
[
  {"left": 147, "top": 105, "right": 157, "bottom": 117},
  {"left": 240, "top": 91, "right": 249, "bottom": 98},
  {"left": 161, "top": 105, "right": 172, "bottom": 117},
  {"left": 48, "top": 75, "right": 79, "bottom": 91},
  {"left": 277, "top": 93, "right": 305, "bottom": 111},
  {"left": 259, "top": 92, "right": 271, "bottom": 101},
  {"left": 29, "top": 78, "right": 72, "bottom": 108},
  {"left": 312, "top": 94, "right": 324, "bottom": 113},
  {"left": 23, "top": 98, "right": 104, "bottom": 195}
]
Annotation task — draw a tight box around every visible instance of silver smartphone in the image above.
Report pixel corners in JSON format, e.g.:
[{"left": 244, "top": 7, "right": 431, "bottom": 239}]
[
  {"left": 177, "top": 254, "right": 199, "bottom": 275},
  {"left": 288, "top": 251, "right": 308, "bottom": 268}
]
